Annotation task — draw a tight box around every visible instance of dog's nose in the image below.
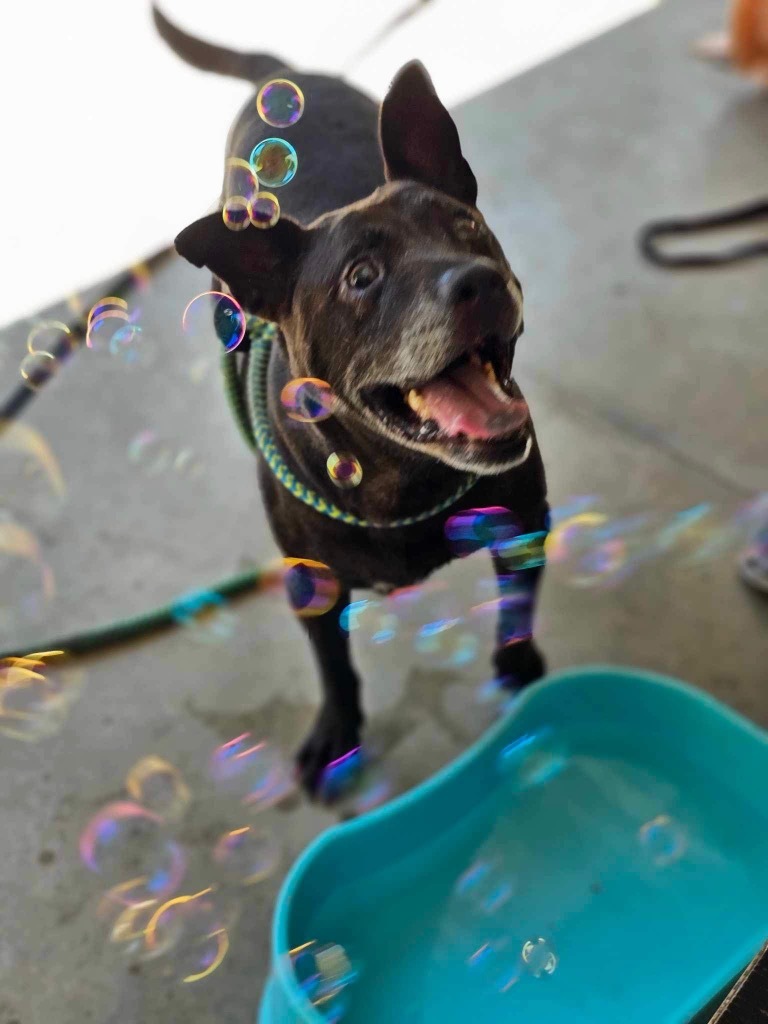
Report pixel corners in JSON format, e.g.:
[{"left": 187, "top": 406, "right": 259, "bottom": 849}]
[{"left": 438, "top": 262, "right": 507, "bottom": 307}]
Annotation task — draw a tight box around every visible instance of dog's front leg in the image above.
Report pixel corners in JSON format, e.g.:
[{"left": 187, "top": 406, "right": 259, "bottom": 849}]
[
  {"left": 491, "top": 539, "right": 547, "bottom": 690},
  {"left": 295, "top": 588, "right": 364, "bottom": 796}
]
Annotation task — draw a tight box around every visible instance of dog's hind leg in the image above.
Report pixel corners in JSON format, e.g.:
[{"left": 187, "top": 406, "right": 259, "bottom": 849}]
[
  {"left": 294, "top": 588, "right": 364, "bottom": 797},
  {"left": 491, "top": 540, "right": 547, "bottom": 691}
]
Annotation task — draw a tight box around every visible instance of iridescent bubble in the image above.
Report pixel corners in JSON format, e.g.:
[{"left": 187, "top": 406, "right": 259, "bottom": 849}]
[
  {"left": 79, "top": 801, "right": 186, "bottom": 905},
  {"left": 339, "top": 599, "right": 398, "bottom": 646},
  {"left": 280, "top": 377, "right": 334, "bottom": 422},
  {"left": 545, "top": 512, "right": 632, "bottom": 588},
  {"left": 414, "top": 618, "right": 479, "bottom": 668},
  {"left": 86, "top": 298, "right": 130, "bottom": 352},
  {"left": 638, "top": 814, "right": 687, "bottom": 867},
  {"left": 182, "top": 290, "right": 246, "bottom": 353},
  {"left": 454, "top": 855, "right": 516, "bottom": 916},
  {"left": 100, "top": 892, "right": 160, "bottom": 956},
  {"left": 289, "top": 940, "right": 358, "bottom": 1022},
  {"left": 327, "top": 452, "right": 362, "bottom": 489},
  {"left": 26, "top": 320, "right": 74, "bottom": 359},
  {"left": 126, "top": 431, "right": 173, "bottom": 475},
  {"left": 108, "top": 323, "right": 150, "bottom": 367},
  {"left": 250, "top": 191, "right": 280, "bottom": 229},
  {"left": 494, "top": 530, "right": 547, "bottom": 570},
  {"left": 224, "top": 157, "right": 259, "bottom": 204},
  {"left": 250, "top": 138, "right": 298, "bottom": 188},
  {"left": 144, "top": 889, "right": 230, "bottom": 983},
  {"left": 20, "top": 350, "right": 57, "bottom": 390},
  {"left": 283, "top": 557, "right": 340, "bottom": 618},
  {"left": 0, "top": 420, "right": 66, "bottom": 517},
  {"left": 209, "top": 733, "right": 294, "bottom": 808},
  {"left": 445, "top": 506, "right": 520, "bottom": 557},
  {"left": 497, "top": 731, "right": 566, "bottom": 787},
  {"left": 0, "top": 516, "right": 55, "bottom": 630},
  {"left": 170, "top": 589, "right": 237, "bottom": 644},
  {"left": 125, "top": 756, "right": 191, "bottom": 823},
  {"left": 521, "top": 937, "right": 558, "bottom": 977},
  {"left": 0, "top": 653, "right": 81, "bottom": 741},
  {"left": 319, "top": 745, "right": 363, "bottom": 802},
  {"left": 212, "top": 825, "right": 281, "bottom": 884},
  {"left": 222, "top": 195, "right": 251, "bottom": 232},
  {"left": 256, "top": 79, "right": 305, "bottom": 128}
]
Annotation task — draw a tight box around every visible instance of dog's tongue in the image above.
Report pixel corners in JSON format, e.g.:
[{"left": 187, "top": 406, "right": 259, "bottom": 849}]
[{"left": 418, "top": 359, "right": 528, "bottom": 439}]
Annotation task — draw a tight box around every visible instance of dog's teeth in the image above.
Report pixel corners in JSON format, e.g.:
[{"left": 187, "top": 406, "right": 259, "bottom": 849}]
[{"left": 406, "top": 388, "right": 428, "bottom": 417}]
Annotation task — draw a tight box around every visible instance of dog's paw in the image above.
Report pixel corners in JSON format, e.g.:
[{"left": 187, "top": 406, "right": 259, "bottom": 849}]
[
  {"left": 295, "top": 706, "right": 363, "bottom": 800},
  {"left": 493, "top": 639, "right": 546, "bottom": 691}
]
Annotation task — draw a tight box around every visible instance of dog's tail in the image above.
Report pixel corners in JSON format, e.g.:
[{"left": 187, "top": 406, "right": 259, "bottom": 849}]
[{"left": 152, "top": 5, "right": 287, "bottom": 82}]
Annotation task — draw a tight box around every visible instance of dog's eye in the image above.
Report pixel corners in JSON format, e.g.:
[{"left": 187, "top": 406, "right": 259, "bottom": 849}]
[
  {"left": 345, "top": 258, "right": 380, "bottom": 291},
  {"left": 454, "top": 215, "right": 481, "bottom": 241}
]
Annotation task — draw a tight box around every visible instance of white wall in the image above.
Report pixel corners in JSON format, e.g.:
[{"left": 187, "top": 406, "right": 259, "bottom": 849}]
[{"left": 0, "top": 0, "right": 655, "bottom": 324}]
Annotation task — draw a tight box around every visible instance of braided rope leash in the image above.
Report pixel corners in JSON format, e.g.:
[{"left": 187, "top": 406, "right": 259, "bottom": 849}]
[{"left": 222, "top": 317, "right": 479, "bottom": 529}]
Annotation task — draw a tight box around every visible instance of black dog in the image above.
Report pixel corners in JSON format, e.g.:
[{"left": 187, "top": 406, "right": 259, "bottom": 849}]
[{"left": 156, "top": 8, "right": 549, "bottom": 796}]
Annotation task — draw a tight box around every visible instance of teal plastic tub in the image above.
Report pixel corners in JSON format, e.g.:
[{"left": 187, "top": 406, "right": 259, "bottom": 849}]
[{"left": 259, "top": 666, "right": 768, "bottom": 1024}]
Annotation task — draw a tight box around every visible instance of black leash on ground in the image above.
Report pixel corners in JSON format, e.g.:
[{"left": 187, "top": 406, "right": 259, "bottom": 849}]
[{"left": 639, "top": 195, "right": 768, "bottom": 268}]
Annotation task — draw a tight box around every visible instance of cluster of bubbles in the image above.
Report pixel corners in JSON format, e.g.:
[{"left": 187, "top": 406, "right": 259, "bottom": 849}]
[
  {"left": 279, "top": 376, "right": 363, "bottom": 490},
  {"left": 0, "top": 650, "right": 83, "bottom": 741},
  {"left": 220, "top": 78, "right": 303, "bottom": 235},
  {"left": 289, "top": 940, "right": 358, "bottom": 1022},
  {"left": 19, "top": 320, "right": 74, "bottom": 390},
  {"left": 82, "top": 738, "right": 294, "bottom": 983}
]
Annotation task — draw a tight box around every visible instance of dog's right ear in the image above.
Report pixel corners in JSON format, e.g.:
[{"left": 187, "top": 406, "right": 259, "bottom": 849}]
[
  {"left": 174, "top": 213, "right": 307, "bottom": 321},
  {"left": 380, "top": 60, "right": 478, "bottom": 207}
]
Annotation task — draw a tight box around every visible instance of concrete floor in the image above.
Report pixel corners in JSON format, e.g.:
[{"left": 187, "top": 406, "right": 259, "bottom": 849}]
[{"left": 1, "top": 0, "right": 767, "bottom": 1021}]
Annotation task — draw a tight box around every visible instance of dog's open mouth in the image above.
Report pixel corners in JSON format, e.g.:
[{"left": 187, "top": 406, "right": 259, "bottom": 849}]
[{"left": 361, "top": 335, "right": 529, "bottom": 448}]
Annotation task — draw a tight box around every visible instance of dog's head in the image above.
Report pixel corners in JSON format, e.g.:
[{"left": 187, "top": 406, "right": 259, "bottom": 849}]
[{"left": 176, "top": 62, "right": 530, "bottom": 474}]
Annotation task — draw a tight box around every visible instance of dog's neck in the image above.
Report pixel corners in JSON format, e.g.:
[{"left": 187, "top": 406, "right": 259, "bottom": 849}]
[{"left": 265, "top": 340, "right": 475, "bottom": 526}]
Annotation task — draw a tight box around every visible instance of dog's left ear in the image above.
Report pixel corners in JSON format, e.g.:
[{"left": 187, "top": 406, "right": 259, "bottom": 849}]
[
  {"left": 379, "top": 60, "right": 477, "bottom": 208},
  {"left": 175, "top": 213, "right": 308, "bottom": 321}
]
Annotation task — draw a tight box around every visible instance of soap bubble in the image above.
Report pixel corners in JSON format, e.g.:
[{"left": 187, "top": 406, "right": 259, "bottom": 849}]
[
  {"left": 79, "top": 801, "right": 186, "bottom": 905},
  {"left": 280, "top": 377, "right": 334, "bottom": 423},
  {"left": 26, "top": 320, "right": 75, "bottom": 359},
  {"left": 445, "top": 506, "right": 520, "bottom": 557},
  {"left": 222, "top": 195, "right": 251, "bottom": 231},
  {"left": 521, "top": 937, "right": 558, "bottom": 977},
  {"left": 86, "top": 297, "right": 130, "bottom": 351},
  {"left": 256, "top": 79, "right": 304, "bottom": 128},
  {"left": 170, "top": 588, "right": 237, "bottom": 644},
  {"left": 494, "top": 530, "right": 547, "bottom": 570},
  {"left": 0, "top": 653, "right": 81, "bottom": 741},
  {"left": 414, "top": 617, "right": 479, "bottom": 668},
  {"left": 209, "top": 732, "right": 294, "bottom": 808},
  {"left": 319, "top": 745, "right": 363, "bottom": 802},
  {"left": 339, "top": 599, "right": 398, "bottom": 646},
  {"left": 144, "top": 888, "right": 230, "bottom": 983},
  {"left": 224, "top": 157, "right": 259, "bottom": 204},
  {"left": 127, "top": 432, "right": 203, "bottom": 479},
  {"left": 212, "top": 825, "right": 281, "bottom": 884},
  {"left": 638, "top": 814, "right": 687, "bottom": 867},
  {"left": 19, "top": 350, "right": 58, "bottom": 389},
  {"left": 250, "top": 138, "right": 298, "bottom": 188},
  {"left": 289, "top": 940, "right": 358, "bottom": 1022},
  {"left": 0, "top": 517, "right": 55, "bottom": 630},
  {"left": 250, "top": 191, "right": 280, "bottom": 229},
  {"left": 497, "top": 731, "right": 566, "bottom": 787},
  {"left": 283, "top": 557, "right": 340, "bottom": 618},
  {"left": 326, "top": 452, "right": 362, "bottom": 489},
  {"left": 453, "top": 855, "right": 516, "bottom": 916},
  {"left": 108, "top": 323, "right": 149, "bottom": 367},
  {"left": 125, "top": 756, "right": 191, "bottom": 823},
  {"left": 182, "top": 290, "right": 246, "bottom": 353},
  {"left": 0, "top": 420, "right": 66, "bottom": 511}
]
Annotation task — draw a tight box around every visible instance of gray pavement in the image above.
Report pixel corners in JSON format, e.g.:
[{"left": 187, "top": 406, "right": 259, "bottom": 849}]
[{"left": 1, "top": 0, "right": 766, "bottom": 1021}]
